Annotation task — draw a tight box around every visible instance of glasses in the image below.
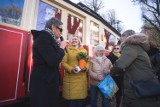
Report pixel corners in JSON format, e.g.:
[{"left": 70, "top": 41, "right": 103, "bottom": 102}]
[
  {"left": 114, "top": 48, "right": 120, "bottom": 50},
  {"left": 56, "top": 26, "right": 63, "bottom": 33}
]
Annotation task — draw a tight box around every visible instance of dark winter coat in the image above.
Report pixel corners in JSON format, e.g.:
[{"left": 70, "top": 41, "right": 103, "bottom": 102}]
[
  {"left": 111, "top": 34, "right": 159, "bottom": 107},
  {"left": 29, "top": 30, "right": 65, "bottom": 107},
  {"left": 107, "top": 52, "right": 119, "bottom": 64},
  {"left": 148, "top": 47, "right": 160, "bottom": 79}
]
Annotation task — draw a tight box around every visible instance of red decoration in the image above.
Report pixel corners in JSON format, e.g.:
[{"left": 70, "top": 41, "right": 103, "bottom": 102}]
[
  {"left": 55, "top": 9, "right": 61, "bottom": 20},
  {"left": 67, "top": 14, "right": 81, "bottom": 35},
  {"left": 104, "top": 29, "right": 111, "bottom": 49}
]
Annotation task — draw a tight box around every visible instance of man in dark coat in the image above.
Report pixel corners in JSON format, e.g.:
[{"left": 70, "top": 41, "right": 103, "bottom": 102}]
[{"left": 30, "top": 17, "right": 66, "bottom": 107}]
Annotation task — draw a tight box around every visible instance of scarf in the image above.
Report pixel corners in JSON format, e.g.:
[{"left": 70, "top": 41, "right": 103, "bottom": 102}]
[
  {"left": 45, "top": 28, "right": 60, "bottom": 47},
  {"left": 113, "top": 52, "right": 121, "bottom": 58}
]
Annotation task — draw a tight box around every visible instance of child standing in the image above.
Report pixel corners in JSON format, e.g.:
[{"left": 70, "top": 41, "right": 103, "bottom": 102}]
[{"left": 89, "top": 45, "right": 112, "bottom": 107}]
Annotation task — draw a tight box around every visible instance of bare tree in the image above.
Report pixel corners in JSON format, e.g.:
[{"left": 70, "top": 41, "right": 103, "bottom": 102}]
[
  {"left": 101, "top": 9, "right": 124, "bottom": 33},
  {"left": 79, "top": 0, "right": 123, "bottom": 32},
  {"left": 80, "top": 0, "right": 104, "bottom": 13},
  {"left": 132, "top": 0, "right": 160, "bottom": 33},
  {"left": 142, "top": 23, "right": 160, "bottom": 45},
  {"left": 102, "top": 10, "right": 116, "bottom": 25}
]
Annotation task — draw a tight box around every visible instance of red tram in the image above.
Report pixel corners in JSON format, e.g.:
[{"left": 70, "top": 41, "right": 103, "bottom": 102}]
[{"left": 0, "top": 0, "right": 120, "bottom": 106}]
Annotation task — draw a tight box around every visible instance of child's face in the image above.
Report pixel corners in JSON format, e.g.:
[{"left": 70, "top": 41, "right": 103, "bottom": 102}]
[{"left": 96, "top": 50, "right": 105, "bottom": 57}]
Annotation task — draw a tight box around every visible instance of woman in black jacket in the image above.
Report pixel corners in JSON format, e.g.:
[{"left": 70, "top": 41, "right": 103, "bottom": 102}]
[
  {"left": 30, "top": 17, "right": 66, "bottom": 107},
  {"left": 147, "top": 36, "right": 160, "bottom": 80},
  {"left": 107, "top": 45, "right": 122, "bottom": 107}
]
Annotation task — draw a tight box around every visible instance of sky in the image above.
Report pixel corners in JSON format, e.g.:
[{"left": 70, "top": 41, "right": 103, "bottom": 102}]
[{"left": 70, "top": 0, "right": 143, "bottom": 33}]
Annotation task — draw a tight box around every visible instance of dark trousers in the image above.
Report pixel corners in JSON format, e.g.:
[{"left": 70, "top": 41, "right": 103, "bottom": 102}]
[
  {"left": 90, "top": 85, "right": 109, "bottom": 107},
  {"left": 30, "top": 70, "right": 60, "bottom": 107},
  {"left": 67, "top": 100, "right": 84, "bottom": 107},
  {"left": 112, "top": 75, "right": 123, "bottom": 107}
]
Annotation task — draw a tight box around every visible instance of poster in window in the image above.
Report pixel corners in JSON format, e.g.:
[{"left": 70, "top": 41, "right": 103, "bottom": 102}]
[
  {"left": 0, "top": 0, "right": 24, "bottom": 26},
  {"left": 36, "top": 1, "right": 61, "bottom": 30}
]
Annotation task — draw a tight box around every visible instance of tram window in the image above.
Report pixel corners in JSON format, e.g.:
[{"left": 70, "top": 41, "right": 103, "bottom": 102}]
[
  {"left": 0, "top": 0, "right": 24, "bottom": 26},
  {"left": 67, "top": 14, "right": 83, "bottom": 43},
  {"left": 90, "top": 21, "right": 99, "bottom": 46},
  {"left": 36, "top": 1, "right": 62, "bottom": 30}
]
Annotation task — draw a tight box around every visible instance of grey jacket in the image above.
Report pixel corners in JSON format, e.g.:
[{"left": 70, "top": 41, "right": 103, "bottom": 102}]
[{"left": 111, "top": 34, "right": 154, "bottom": 99}]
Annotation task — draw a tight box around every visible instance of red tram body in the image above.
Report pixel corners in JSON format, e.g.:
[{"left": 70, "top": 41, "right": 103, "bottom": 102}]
[{"left": 0, "top": 0, "right": 120, "bottom": 106}]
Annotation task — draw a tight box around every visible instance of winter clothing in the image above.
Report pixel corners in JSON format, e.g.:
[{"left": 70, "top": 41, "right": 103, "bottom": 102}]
[
  {"left": 30, "top": 30, "right": 65, "bottom": 107},
  {"left": 89, "top": 56, "right": 112, "bottom": 86},
  {"left": 111, "top": 34, "right": 159, "bottom": 107},
  {"left": 89, "top": 54, "right": 112, "bottom": 107},
  {"left": 107, "top": 52, "right": 123, "bottom": 107},
  {"left": 61, "top": 45, "right": 89, "bottom": 100},
  {"left": 148, "top": 47, "right": 160, "bottom": 79},
  {"left": 90, "top": 85, "right": 110, "bottom": 107},
  {"left": 107, "top": 52, "right": 120, "bottom": 64}
]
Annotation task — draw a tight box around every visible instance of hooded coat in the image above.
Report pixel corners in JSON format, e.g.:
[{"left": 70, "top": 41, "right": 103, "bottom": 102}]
[
  {"left": 61, "top": 45, "right": 90, "bottom": 100},
  {"left": 111, "top": 34, "right": 159, "bottom": 107},
  {"left": 30, "top": 30, "right": 65, "bottom": 107}
]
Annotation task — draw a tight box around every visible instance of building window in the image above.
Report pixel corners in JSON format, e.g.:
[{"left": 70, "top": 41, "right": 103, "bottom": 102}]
[
  {"left": 90, "top": 21, "right": 99, "bottom": 46},
  {"left": 0, "top": 0, "right": 24, "bottom": 26},
  {"left": 36, "top": 1, "right": 61, "bottom": 30},
  {"left": 67, "top": 14, "right": 83, "bottom": 42}
]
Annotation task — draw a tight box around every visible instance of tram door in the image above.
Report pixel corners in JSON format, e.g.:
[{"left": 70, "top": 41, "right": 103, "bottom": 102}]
[{"left": 0, "top": 25, "right": 31, "bottom": 105}]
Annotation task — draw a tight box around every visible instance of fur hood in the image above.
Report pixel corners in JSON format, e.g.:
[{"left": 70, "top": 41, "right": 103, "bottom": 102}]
[{"left": 121, "top": 33, "right": 150, "bottom": 51}]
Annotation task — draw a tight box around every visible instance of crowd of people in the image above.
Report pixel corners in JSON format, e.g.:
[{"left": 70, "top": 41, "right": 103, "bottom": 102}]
[{"left": 29, "top": 17, "right": 160, "bottom": 107}]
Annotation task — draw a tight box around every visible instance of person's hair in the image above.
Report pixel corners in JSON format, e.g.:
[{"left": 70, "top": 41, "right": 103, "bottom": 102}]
[
  {"left": 125, "top": 33, "right": 149, "bottom": 45},
  {"left": 148, "top": 35, "right": 157, "bottom": 48},
  {"left": 45, "top": 17, "right": 63, "bottom": 30},
  {"left": 112, "top": 45, "right": 120, "bottom": 52},
  {"left": 122, "top": 30, "right": 135, "bottom": 37},
  {"left": 70, "top": 36, "right": 82, "bottom": 47},
  {"left": 94, "top": 45, "right": 105, "bottom": 54}
]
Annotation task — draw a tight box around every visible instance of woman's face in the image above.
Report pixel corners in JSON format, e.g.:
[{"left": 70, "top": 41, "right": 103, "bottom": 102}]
[
  {"left": 52, "top": 25, "right": 62, "bottom": 38},
  {"left": 71, "top": 37, "right": 79, "bottom": 47},
  {"left": 120, "top": 35, "right": 127, "bottom": 42},
  {"left": 96, "top": 50, "right": 105, "bottom": 57},
  {"left": 113, "top": 46, "right": 120, "bottom": 53}
]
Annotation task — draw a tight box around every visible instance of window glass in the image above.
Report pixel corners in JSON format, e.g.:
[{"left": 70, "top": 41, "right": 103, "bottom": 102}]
[
  {"left": 0, "top": 0, "right": 24, "bottom": 26},
  {"left": 36, "top": 1, "right": 62, "bottom": 30},
  {"left": 90, "top": 21, "right": 99, "bottom": 46},
  {"left": 67, "top": 14, "right": 83, "bottom": 42}
]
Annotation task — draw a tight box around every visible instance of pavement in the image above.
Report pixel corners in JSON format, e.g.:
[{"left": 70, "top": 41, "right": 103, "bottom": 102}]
[{"left": 2, "top": 92, "right": 118, "bottom": 107}]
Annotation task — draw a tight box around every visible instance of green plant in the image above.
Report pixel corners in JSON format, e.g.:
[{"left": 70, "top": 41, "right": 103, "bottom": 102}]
[{"left": 77, "top": 52, "right": 88, "bottom": 62}]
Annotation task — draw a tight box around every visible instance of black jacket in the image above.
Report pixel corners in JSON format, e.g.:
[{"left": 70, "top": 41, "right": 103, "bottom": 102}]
[
  {"left": 107, "top": 52, "right": 119, "bottom": 64},
  {"left": 148, "top": 47, "right": 160, "bottom": 78},
  {"left": 30, "top": 30, "right": 65, "bottom": 107}
]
